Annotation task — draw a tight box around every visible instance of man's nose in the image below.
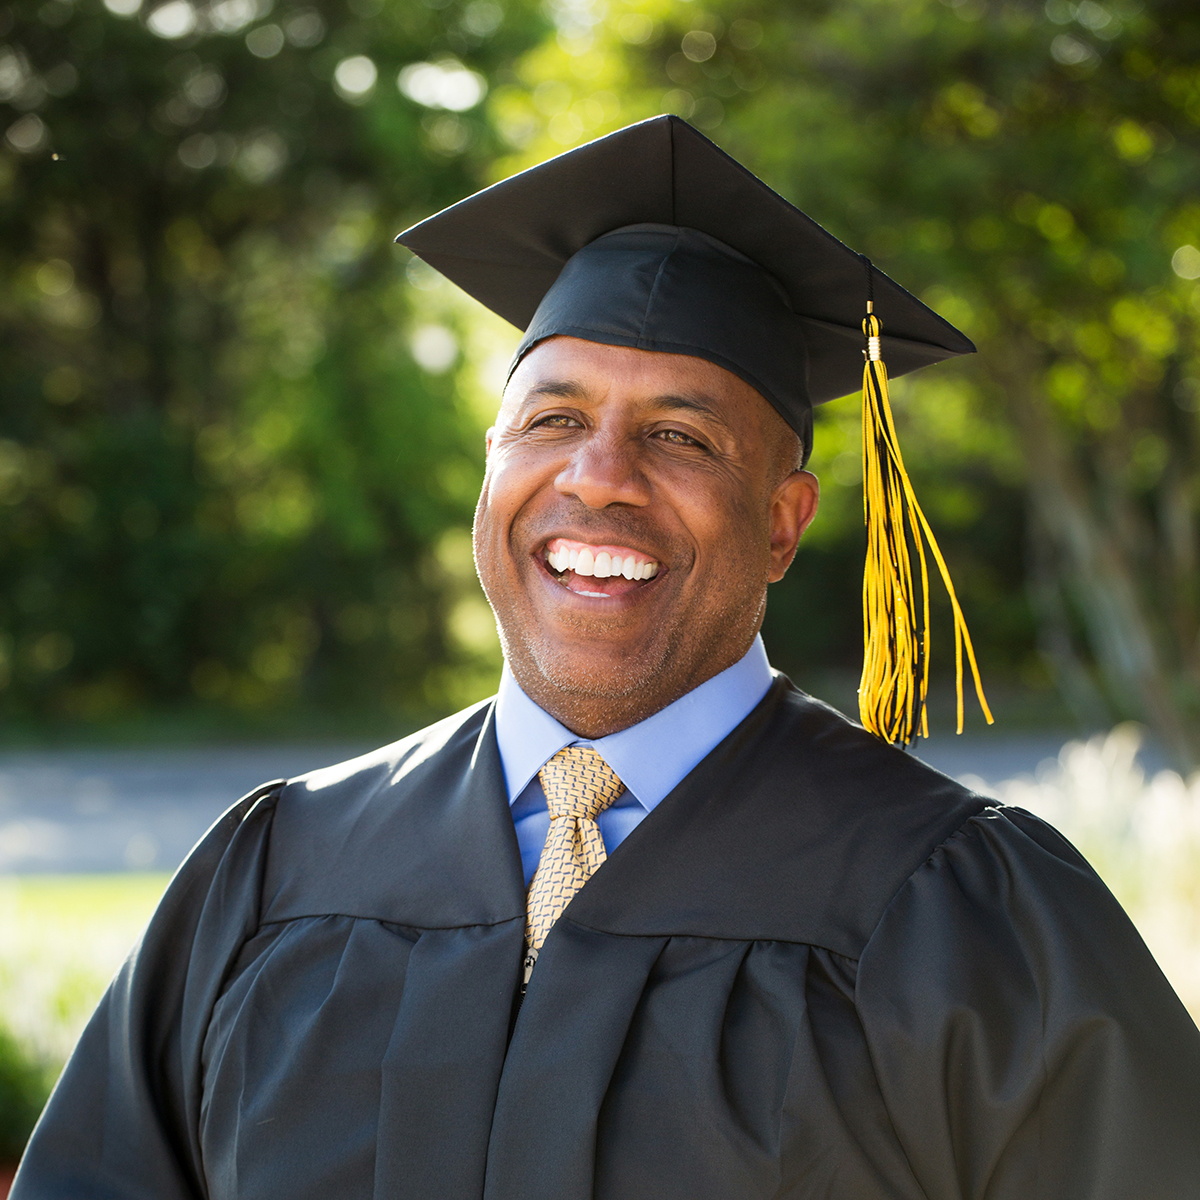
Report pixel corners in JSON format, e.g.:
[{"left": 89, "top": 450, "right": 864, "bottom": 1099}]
[{"left": 554, "top": 434, "right": 650, "bottom": 509}]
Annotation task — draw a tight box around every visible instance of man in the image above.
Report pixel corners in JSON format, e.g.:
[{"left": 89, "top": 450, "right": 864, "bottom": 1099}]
[{"left": 14, "top": 117, "right": 1200, "bottom": 1199}]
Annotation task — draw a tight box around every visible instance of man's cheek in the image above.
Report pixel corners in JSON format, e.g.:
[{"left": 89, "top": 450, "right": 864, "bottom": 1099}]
[{"left": 481, "top": 456, "right": 528, "bottom": 522}]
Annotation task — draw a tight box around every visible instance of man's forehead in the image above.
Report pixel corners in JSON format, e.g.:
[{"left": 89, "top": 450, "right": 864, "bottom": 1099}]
[{"left": 505, "top": 336, "right": 761, "bottom": 416}]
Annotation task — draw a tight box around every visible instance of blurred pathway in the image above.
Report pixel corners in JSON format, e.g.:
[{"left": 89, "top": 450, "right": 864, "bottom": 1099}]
[
  {"left": 0, "top": 731, "right": 1153, "bottom": 875},
  {"left": 0, "top": 744, "right": 371, "bottom": 875}
]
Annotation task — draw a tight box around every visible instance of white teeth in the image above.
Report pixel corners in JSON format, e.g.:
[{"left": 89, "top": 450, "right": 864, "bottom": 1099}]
[{"left": 546, "top": 543, "right": 660, "bottom": 582}]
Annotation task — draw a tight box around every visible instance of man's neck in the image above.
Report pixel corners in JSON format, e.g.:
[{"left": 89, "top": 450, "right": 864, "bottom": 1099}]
[
  {"left": 507, "top": 645, "right": 754, "bottom": 739},
  {"left": 493, "top": 636, "right": 775, "bottom": 813}
]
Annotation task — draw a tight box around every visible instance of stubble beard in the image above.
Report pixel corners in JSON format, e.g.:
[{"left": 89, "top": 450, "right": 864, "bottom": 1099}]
[{"left": 490, "top": 570, "right": 768, "bottom": 737}]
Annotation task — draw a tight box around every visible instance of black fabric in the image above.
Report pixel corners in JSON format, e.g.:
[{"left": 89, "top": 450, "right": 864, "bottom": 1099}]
[
  {"left": 14, "top": 680, "right": 1200, "bottom": 1199},
  {"left": 395, "top": 115, "right": 976, "bottom": 429},
  {"left": 512, "top": 224, "right": 816, "bottom": 447}
]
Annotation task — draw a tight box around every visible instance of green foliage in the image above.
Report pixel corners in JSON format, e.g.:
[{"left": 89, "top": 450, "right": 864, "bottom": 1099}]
[
  {"left": 0, "top": 1023, "right": 48, "bottom": 1161},
  {"left": 3, "top": 0, "right": 1199, "bottom": 749},
  {"left": 0, "top": 0, "right": 546, "bottom": 731}
]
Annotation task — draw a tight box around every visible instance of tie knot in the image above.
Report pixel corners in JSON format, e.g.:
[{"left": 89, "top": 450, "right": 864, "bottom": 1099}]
[{"left": 538, "top": 746, "right": 624, "bottom": 821}]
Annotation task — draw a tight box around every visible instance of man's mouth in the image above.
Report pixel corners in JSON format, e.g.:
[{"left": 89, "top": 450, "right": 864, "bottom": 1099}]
[{"left": 540, "top": 537, "right": 661, "bottom": 598}]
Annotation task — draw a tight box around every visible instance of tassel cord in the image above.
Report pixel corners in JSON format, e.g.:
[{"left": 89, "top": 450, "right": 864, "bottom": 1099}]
[
  {"left": 861, "top": 358, "right": 928, "bottom": 742},
  {"left": 870, "top": 355, "right": 989, "bottom": 731},
  {"left": 859, "top": 316, "right": 993, "bottom": 741}
]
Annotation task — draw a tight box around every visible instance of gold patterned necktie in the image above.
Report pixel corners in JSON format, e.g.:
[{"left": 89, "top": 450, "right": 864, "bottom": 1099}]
[{"left": 523, "top": 746, "right": 625, "bottom": 987}]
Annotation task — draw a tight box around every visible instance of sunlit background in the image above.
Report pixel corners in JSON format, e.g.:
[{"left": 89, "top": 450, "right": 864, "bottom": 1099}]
[{"left": 1, "top": 0, "right": 1199, "bottom": 1176}]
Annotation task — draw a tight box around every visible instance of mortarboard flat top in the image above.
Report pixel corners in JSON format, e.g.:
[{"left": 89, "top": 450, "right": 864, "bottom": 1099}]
[{"left": 396, "top": 115, "right": 974, "bottom": 414}]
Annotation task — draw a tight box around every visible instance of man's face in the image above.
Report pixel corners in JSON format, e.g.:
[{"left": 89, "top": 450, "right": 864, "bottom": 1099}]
[{"left": 474, "top": 336, "right": 819, "bottom": 736}]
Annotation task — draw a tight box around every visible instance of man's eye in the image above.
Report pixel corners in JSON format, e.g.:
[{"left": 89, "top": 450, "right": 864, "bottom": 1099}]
[
  {"left": 655, "top": 429, "right": 704, "bottom": 449},
  {"left": 532, "top": 415, "right": 580, "bottom": 429}
]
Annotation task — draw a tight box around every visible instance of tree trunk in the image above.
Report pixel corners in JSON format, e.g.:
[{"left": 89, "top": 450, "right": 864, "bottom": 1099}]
[
  {"left": 991, "top": 344, "right": 1199, "bottom": 770},
  {"left": 1023, "top": 502, "right": 1111, "bottom": 731}
]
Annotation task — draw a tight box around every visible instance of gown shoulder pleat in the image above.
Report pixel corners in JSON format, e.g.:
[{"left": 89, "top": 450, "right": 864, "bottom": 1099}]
[{"left": 858, "top": 805, "right": 1200, "bottom": 1200}]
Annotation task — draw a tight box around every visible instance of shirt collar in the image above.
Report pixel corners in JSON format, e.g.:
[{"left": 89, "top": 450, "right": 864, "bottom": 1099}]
[{"left": 494, "top": 635, "right": 774, "bottom": 813}]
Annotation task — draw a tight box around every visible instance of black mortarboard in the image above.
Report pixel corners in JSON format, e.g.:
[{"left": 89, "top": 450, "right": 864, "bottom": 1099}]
[
  {"left": 396, "top": 116, "right": 990, "bottom": 747},
  {"left": 395, "top": 114, "right": 975, "bottom": 459}
]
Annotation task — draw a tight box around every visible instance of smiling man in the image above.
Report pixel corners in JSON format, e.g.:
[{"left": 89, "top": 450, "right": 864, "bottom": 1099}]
[
  {"left": 479, "top": 336, "right": 817, "bottom": 739},
  {"left": 14, "top": 118, "right": 1200, "bottom": 1200}
]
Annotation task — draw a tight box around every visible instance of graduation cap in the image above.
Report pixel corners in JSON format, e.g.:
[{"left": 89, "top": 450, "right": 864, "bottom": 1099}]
[{"left": 397, "top": 115, "right": 991, "bottom": 747}]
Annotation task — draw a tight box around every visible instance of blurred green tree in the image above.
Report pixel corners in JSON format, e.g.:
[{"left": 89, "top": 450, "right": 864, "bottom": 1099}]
[
  {"left": 0, "top": 0, "right": 544, "bottom": 734},
  {"left": 489, "top": 0, "right": 1200, "bottom": 762},
  {"left": 0, "top": 1023, "right": 47, "bottom": 1160},
  {"left": 5, "top": 0, "right": 1198, "bottom": 763}
]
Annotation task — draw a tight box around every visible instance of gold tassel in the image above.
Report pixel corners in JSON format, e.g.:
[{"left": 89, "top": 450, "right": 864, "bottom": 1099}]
[{"left": 858, "top": 301, "right": 993, "bottom": 745}]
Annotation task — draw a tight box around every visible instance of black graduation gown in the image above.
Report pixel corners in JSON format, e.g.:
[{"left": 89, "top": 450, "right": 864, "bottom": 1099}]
[{"left": 13, "top": 679, "right": 1200, "bottom": 1199}]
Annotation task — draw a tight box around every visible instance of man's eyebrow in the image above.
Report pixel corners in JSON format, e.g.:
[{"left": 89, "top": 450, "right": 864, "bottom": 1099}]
[
  {"left": 523, "top": 379, "right": 589, "bottom": 401},
  {"left": 518, "top": 381, "right": 735, "bottom": 431},
  {"left": 653, "top": 393, "right": 735, "bottom": 431}
]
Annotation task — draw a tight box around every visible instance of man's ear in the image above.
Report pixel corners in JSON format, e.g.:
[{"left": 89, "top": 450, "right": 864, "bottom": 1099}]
[
  {"left": 768, "top": 469, "right": 820, "bottom": 582},
  {"left": 485, "top": 426, "right": 496, "bottom": 457}
]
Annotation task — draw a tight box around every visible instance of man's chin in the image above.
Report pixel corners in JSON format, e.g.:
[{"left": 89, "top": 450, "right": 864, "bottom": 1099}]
[
  {"left": 511, "top": 631, "right": 677, "bottom": 706},
  {"left": 531, "top": 647, "right": 669, "bottom": 702}
]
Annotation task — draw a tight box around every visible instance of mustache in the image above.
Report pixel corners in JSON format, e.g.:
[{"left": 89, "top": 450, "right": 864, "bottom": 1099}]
[{"left": 514, "top": 502, "right": 680, "bottom": 558}]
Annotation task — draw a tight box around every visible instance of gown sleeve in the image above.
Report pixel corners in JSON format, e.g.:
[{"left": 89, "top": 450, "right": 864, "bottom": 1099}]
[
  {"left": 10, "top": 782, "right": 282, "bottom": 1200},
  {"left": 857, "top": 805, "right": 1200, "bottom": 1200}
]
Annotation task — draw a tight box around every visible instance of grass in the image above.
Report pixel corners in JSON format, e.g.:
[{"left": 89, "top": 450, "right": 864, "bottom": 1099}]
[
  {"left": 0, "top": 874, "right": 171, "bottom": 1068},
  {"left": 0, "top": 873, "right": 171, "bottom": 1163}
]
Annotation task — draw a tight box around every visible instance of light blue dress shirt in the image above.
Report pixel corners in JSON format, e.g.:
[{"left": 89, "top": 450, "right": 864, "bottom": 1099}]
[{"left": 495, "top": 636, "right": 775, "bottom": 885}]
